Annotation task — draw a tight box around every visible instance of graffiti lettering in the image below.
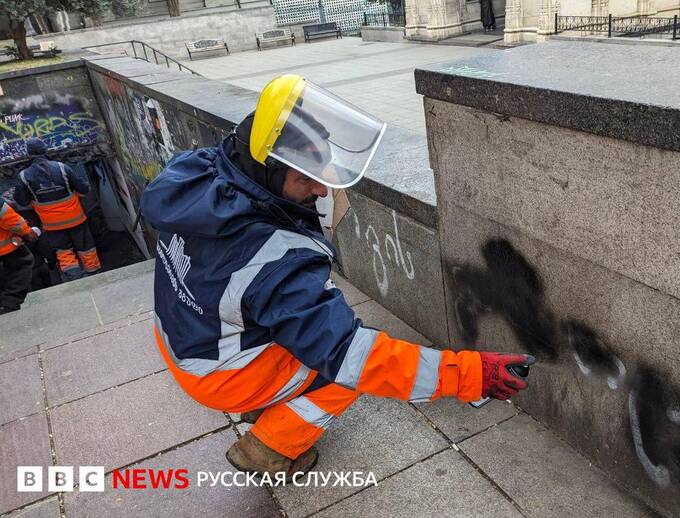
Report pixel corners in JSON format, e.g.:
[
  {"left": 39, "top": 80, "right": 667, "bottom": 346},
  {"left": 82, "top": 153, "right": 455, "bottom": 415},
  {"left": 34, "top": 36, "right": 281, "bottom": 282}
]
[{"left": 0, "top": 93, "right": 104, "bottom": 163}]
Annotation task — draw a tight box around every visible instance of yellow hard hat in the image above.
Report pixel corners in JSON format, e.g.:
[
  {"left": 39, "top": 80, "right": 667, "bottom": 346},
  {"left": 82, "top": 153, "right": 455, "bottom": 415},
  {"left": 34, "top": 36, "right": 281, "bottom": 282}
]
[{"left": 249, "top": 74, "right": 386, "bottom": 189}]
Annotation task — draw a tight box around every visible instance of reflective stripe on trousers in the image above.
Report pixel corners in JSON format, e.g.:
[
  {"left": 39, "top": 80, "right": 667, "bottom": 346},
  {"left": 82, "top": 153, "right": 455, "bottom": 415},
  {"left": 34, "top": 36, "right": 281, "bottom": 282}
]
[
  {"left": 153, "top": 318, "right": 358, "bottom": 459},
  {"left": 77, "top": 247, "right": 101, "bottom": 272},
  {"left": 154, "top": 318, "right": 316, "bottom": 413}
]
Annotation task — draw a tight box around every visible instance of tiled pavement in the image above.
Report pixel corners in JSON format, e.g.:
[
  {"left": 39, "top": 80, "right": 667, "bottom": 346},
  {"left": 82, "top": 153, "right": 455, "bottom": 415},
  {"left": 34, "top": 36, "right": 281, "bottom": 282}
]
[
  {"left": 0, "top": 261, "right": 654, "bottom": 517},
  {"left": 185, "top": 38, "right": 497, "bottom": 134}
]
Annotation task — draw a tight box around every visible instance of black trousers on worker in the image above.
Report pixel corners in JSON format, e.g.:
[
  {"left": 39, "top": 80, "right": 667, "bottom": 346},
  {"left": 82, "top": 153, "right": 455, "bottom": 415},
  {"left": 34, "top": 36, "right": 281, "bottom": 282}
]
[
  {"left": 0, "top": 245, "right": 34, "bottom": 311},
  {"left": 46, "top": 222, "right": 101, "bottom": 281}
]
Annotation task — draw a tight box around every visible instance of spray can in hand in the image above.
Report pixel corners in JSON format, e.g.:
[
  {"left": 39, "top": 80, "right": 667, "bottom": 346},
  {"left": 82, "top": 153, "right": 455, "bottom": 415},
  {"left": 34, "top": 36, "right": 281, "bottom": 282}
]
[{"left": 469, "top": 355, "right": 535, "bottom": 408}]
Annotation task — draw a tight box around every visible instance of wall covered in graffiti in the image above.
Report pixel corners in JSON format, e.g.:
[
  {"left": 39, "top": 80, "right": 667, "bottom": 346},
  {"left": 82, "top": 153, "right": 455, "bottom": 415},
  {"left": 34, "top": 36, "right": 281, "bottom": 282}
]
[
  {"left": 87, "top": 69, "right": 232, "bottom": 250},
  {"left": 425, "top": 96, "right": 680, "bottom": 515},
  {"left": 0, "top": 66, "right": 108, "bottom": 164}
]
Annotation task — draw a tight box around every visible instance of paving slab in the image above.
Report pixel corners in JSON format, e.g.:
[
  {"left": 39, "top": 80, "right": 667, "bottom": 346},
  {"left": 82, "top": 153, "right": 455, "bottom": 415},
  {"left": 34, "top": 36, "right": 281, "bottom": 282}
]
[
  {"left": 352, "top": 300, "right": 431, "bottom": 346},
  {"left": 313, "top": 449, "right": 521, "bottom": 518},
  {"left": 0, "top": 354, "right": 43, "bottom": 425},
  {"left": 0, "top": 413, "right": 53, "bottom": 514},
  {"left": 90, "top": 271, "right": 155, "bottom": 324},
  {"left": 459, "top": 413, "right": 653, "bottom": 517},
  {"left": 273, "top": 396, "right": 449, "bottom": 518},
  {"left": 43, "top": 311, "right": 154, "bottom": 351},
  {"left": 5, "top": 497, "right": 60, "bottom": 518},
  {"left": 42, "top": 320, "right": 165, "bottom": 407},
  {"left": 0, "top": 346, "right": 37, "bottom": 366},
  {"left": 414, "top": 399, "right": 519, "bottom": 443},
  {"left": 0, "top": 291, "right": 101, "bottom": 357},
  {"left": 50, "top": 371, "right": 227, "bottom": 471},
  {"left": 331, "top": 272, "right": 371, "bottom": 307},
  {"left": 65, "top": 430, "right": 279, "bottom": 518}
]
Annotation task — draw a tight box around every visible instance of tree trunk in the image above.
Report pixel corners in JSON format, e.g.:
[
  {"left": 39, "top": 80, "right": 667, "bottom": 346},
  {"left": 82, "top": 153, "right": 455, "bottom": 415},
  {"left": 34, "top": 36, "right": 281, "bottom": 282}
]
[
  {"left": 167, "top": 0, "right": 181, "bottom": 17},
  {"left": 9, "top": 19, "right": 33, "bottom": 60}
]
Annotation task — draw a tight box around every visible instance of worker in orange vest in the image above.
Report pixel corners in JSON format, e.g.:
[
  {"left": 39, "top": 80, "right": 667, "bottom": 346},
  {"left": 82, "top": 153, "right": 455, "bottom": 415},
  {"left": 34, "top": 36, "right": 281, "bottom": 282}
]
[
  {"left": 0, "top": 198, "right": 38, "bottom": 314},
  {"left": 14, "top": 138, "right": 101, "bottom": 281}
]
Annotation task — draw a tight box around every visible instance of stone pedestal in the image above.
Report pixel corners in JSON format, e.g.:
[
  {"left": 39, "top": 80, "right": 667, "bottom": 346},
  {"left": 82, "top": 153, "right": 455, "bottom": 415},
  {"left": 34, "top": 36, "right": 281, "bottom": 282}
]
[{"left": 415, "top": 41, "right": 680, "bottom": 516}]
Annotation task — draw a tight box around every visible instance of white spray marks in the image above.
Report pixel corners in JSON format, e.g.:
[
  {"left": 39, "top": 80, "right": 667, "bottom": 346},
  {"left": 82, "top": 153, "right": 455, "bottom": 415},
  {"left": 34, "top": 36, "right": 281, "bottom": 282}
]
[
  {"left": 353, "top": 208, "right": 416, "bottom": 297},
  {"left": 606, "top": 357, "right": 627, "bottom": 390},
  {"left": 628, "top": 389, "right": 671, "bottom": 488}
]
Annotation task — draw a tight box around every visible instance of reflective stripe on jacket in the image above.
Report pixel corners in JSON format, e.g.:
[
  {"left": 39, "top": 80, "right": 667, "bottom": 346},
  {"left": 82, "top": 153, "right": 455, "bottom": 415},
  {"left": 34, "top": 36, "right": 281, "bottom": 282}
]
[
  {"left": 141, "top": 138, "right": 482, "bottom": 405},
  {"left": 0, "top": 201, "right": 31, "bottom": 256},
  {"left": 16, "top": 159, "right": 88, "bottom": 231}
]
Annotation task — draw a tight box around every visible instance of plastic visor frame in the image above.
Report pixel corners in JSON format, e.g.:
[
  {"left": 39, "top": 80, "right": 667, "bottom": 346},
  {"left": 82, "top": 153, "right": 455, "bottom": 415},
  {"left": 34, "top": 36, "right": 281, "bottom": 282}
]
[{"left": 267, "top": 122, "right": 387, "bottom": 189}]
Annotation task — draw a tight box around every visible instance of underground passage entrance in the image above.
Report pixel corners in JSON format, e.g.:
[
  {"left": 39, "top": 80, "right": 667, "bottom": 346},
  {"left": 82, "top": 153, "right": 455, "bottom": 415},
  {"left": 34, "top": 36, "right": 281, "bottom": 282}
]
[{"left": 0, "top": 149, "right": 148, "bottom": 293}]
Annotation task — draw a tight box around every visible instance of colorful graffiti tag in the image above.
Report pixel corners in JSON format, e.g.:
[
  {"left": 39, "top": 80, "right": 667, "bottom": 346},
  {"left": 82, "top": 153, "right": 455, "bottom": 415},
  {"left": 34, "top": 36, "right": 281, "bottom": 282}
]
[{"left": 0, "top": 94, "right": 105, "bottom": 163}]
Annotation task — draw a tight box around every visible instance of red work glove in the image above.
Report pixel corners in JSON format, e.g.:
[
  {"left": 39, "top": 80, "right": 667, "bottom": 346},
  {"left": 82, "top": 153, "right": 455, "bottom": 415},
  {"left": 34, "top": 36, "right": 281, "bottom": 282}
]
[{"left": 480, "top": 352, "right": 536, "bottom": 400}]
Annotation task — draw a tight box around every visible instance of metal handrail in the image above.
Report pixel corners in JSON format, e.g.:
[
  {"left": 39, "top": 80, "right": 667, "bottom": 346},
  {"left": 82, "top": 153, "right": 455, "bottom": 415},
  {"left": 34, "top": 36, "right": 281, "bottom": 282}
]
[{"left": 83, "top": 40, "right": 202, "bottom": 75}]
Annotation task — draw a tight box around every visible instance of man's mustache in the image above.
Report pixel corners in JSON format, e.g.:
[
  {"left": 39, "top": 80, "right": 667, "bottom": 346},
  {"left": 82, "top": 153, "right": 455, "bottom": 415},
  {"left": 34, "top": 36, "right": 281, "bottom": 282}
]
[{"left": 301, "top": 195, "right": 318, "bottom": 208}]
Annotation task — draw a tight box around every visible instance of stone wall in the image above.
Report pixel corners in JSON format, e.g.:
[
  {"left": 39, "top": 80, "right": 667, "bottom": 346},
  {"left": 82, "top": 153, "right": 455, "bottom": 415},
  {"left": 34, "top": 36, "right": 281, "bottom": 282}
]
[
  {"left": 0, "top": 63, "right": 109, "bottom": 166},
  {"left": 34, "top": 4, "right": 281, "bottom": 59},
  {"left": 415, "top": 41, "right": 680, "bottom": 516},
  {"left": 406, "top": 0, "right": 506, "bottom": 41}
]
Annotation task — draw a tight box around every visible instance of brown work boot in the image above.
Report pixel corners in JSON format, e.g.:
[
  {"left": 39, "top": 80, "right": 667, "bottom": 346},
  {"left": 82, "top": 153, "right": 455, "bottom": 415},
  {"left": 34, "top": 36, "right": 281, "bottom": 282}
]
[
  {"left": 240, "top": 409, "right": 264, "bottom": 424},
  {"left": 226, "top": 432, "right": 318, "bottom": 480}
]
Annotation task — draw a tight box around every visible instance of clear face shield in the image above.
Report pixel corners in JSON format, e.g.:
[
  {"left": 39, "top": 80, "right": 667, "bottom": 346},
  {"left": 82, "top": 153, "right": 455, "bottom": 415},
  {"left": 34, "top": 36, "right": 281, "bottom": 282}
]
[{"left": 266, "top": 81, "right": 387, "bottom": 189}]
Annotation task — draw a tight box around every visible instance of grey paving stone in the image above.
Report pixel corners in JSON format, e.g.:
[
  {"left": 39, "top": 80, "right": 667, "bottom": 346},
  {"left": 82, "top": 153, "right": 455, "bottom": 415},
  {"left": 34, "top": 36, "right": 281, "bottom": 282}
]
[
  {"left": 460, "top": 413, "right": 652, "bottom": 518},
  {"left": 331, "top": 272, "right": 371, "bottom": 307},
  {"left": 414, "top": 398, "right": 519, "bottom": 443},
  {"left": 23, "top": 260, "right": 154, "bottom": 306},
  {"left": 43, "top": 320, "right": 165, "bottom": 407},
  {"left": 5, "top": 497, "right": 60, "bottom": 518},
  {"left": 352, "top": 300, "right": 431, "bottom": 346},
  {"left": 0, "top": 413, "right": 52, "bottom": 514},
  {"left": 43, "top": 311, "right": 154, "bottom": 350},
  {"left": 313, "top": 449, "right": 521, "bottom": 518},
  {"left": 50, "top": 371, "right": 227, "bottom": 471},
  {"left": 0, "top": 291, "right": 100, "bottom": 356},
  {"left": 90, "top": 272, "right": 155, "bottom": 324},
  {"left": 0, "top": 354, "right": 43, "bottom": 425},
  {"left": 0, "top": 346, "right": 37, "bottom": 366},
  {"left": 65, "top": 430, "right": 279, "bottom": 518},
  {"left": 273, "top": 396, "right": 449, "bottom": 518}
]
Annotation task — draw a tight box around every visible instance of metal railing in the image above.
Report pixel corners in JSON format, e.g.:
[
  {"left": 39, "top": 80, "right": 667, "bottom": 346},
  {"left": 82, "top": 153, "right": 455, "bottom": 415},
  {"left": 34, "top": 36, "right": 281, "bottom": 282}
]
[
  {"left": 363, "top": 12, "right": 406, "bottom": 28},
  {"left": 83, "top": 40, "right": 202, "bottom": 75},
  {"left": 555, "top": 13, "right": 679, "bottom": 39}
]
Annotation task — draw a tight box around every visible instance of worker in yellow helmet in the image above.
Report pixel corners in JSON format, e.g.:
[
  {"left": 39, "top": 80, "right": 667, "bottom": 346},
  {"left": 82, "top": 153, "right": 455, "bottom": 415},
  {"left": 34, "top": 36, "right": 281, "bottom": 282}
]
[{"left": 142, "top": 75, "right": 534, "bottom": 478}]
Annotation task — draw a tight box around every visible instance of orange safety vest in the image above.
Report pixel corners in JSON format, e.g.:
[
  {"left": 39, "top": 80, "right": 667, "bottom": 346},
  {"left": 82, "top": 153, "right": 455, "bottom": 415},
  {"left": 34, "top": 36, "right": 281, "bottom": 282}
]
[
  {"left": 20, "top": 164, "right": 87, "bottom": 232},
  {"left": 0, "top": 202, "right": 30, "bottom": 256}
]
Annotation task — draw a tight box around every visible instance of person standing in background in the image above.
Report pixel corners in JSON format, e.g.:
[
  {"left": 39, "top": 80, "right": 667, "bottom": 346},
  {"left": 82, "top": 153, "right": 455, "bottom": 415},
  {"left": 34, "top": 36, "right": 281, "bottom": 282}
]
[{"left": 13, "top": 138, "right": 102, "bottom": 281}]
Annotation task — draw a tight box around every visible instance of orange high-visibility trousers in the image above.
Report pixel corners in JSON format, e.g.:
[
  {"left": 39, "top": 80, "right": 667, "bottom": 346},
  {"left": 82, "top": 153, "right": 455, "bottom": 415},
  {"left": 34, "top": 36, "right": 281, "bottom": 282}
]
[{"left": 154, "top": 325, "right": 359, "bottom": 459}]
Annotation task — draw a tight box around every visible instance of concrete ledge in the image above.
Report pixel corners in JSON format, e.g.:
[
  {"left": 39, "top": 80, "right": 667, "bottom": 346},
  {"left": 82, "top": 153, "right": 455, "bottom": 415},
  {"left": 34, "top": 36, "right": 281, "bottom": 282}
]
[
  {"left": 415, "top": 41, "right": 680, "bottom": 152},
  {"left": 361, "top": 26, "right": 405, "bottom": 43}
]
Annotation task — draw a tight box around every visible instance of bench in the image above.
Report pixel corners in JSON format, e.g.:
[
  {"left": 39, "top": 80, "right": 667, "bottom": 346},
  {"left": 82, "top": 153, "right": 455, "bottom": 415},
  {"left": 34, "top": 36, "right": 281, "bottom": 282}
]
[
  {"left": 303, "top": 22, "right": 342, "bottom": 42},
  {"left": 256, "top": 28, "right": 295, "bottom": 50},
  {"left": 185, "top": 38, "right": 229, "bottom": 60},
  {"left": 28, "top": 42, "right": 62, "bottom": 58}
]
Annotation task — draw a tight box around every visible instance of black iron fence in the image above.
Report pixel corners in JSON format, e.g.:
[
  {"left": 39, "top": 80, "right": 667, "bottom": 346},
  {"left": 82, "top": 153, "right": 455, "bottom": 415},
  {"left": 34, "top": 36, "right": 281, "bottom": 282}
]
[
  {"left": 83, "top": 40, "right": 201, "bottom": 75},
  {"left": 363, "top": 12, "right": 406, "bottom": 27},
  {"left": 555, "top": 13, "right": 679, "bottom": 39}
]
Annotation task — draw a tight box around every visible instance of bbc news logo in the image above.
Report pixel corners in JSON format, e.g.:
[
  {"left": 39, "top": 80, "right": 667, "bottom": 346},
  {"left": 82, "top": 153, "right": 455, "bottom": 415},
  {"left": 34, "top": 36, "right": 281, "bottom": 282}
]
[
  {"left": 18, "top": 467, "right": 190, "bottom": 492},
  {"left": 18, "top": 467, "right": 105, "bottom": 492}
]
